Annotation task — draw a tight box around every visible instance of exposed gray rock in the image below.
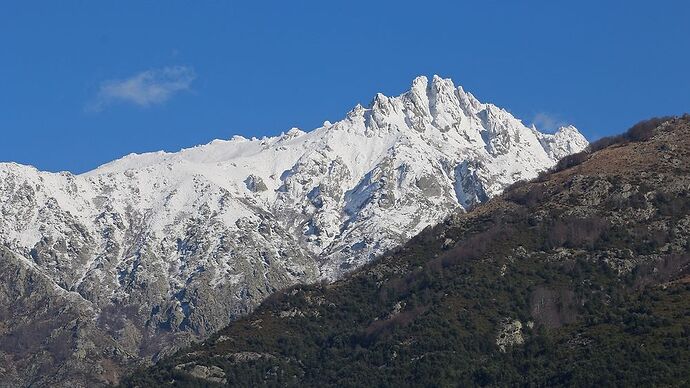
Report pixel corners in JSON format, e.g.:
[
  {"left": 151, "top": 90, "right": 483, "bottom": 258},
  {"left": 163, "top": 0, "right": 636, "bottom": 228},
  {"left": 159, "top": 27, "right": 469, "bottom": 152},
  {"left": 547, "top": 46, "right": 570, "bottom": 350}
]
[
  {"left": 244, "top": 174, "right": 268, "bottom": 192},
  {"left": 496, "top": 319, "right": 524, "bottom": 352},
  {"left": 174, "top": 363, "right": 226, "bottom": 384}
]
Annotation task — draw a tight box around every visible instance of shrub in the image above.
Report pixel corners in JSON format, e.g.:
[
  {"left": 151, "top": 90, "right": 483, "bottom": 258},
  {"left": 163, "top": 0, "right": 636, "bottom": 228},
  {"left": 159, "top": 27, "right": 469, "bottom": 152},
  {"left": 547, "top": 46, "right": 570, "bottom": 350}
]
[
  {"left": 543, "top": 215, "right": 610, "bottom": 250},
  {"left": 552, "top": 151, "right": 590, "bottom": 173},
  {"left": 504, "top": 184, "right": 549, "bottom": 208},
  {"left": 625, "top": 116, "right": 672, "bottom": 142}
]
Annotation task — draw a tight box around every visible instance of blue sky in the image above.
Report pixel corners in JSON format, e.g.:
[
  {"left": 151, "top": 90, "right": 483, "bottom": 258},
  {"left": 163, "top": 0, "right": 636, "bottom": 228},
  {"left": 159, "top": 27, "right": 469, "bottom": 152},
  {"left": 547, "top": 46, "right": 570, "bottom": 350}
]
[{"left": 2, "top": 1, "right": 689, "bottom": 173}]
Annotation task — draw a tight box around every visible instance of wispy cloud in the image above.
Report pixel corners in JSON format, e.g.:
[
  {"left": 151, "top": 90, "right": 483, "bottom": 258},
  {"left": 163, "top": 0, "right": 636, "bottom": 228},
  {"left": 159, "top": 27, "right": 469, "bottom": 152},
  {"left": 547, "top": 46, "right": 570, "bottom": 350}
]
[
  {"left": 531, "top": 112, "right": 568, "bottom": 133},
  {"left": 87, "top": 66, "right": 196, "bottom": 112}
]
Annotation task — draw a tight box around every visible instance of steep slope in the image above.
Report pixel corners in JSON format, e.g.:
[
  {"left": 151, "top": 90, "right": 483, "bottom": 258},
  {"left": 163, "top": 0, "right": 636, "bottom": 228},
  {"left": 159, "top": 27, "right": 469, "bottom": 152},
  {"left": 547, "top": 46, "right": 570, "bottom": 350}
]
[
  {"left": 0, "top": 75, "right": 586, "bottom": 386},
  {"left": 125, "top": 116, "right": 690, "bottom": 387}
]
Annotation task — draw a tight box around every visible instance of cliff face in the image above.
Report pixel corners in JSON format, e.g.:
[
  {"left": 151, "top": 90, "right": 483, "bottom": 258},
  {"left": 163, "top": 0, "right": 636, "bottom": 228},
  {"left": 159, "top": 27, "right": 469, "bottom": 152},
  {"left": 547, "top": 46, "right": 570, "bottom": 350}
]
[{"left": 125, "top": 116, "right": 689, "bottom": 387}]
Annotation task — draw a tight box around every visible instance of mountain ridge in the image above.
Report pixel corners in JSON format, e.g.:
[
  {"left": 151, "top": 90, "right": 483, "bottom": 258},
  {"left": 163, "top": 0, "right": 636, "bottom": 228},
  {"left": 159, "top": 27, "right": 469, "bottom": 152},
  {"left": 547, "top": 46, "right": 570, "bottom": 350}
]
[
  {"left": 124, "top": 115, "right": 690, "bottom": 387},
  {"left": 0, "top": 75, "right": 586, "bottom": 386}
]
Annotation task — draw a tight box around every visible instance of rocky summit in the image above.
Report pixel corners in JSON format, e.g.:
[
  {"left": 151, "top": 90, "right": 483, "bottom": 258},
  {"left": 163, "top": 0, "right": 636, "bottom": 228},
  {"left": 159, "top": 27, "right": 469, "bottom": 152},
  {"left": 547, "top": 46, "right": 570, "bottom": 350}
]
[{"left": 0, "top": 75, "right": 586, "bottom": 386}]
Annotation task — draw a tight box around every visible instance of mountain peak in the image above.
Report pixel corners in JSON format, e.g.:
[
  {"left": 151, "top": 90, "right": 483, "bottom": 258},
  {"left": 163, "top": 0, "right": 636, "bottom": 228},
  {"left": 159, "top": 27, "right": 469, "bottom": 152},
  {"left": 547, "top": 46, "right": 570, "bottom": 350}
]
[
  {"left": 538, "top": 124, "right": 589, "bottom": 160},
  {"left": 430, "top": 74, "right": 455, "bottom": 90},
  {"left": 410, "top": 75, "right": 429, "bottom": 93},
  {"left": 409, "top": 74, "right": 455, "bottom": 91},
  {"left": 353, "top": 75, "right": 586, "bottom": 157},
  {"left": 0, "top": 75, "right": 589, "bottom": 386}
]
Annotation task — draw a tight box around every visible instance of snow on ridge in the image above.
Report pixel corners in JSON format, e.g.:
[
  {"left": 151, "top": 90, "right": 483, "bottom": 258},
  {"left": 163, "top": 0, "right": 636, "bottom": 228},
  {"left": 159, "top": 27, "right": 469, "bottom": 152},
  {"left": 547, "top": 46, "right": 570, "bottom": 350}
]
[
  {"left": 2, "top": 74, "right": 589, "bottom": 265},
  {"left": 0, "top": 75, "right": 588, "bottom": 346}
]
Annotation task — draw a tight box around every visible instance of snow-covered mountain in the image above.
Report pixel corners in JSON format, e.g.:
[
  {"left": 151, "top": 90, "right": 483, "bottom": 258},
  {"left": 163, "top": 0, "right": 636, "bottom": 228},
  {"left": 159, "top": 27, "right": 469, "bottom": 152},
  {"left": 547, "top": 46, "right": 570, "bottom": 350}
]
[{"left": 0, "top": 75, "right": 587, "bottom": 385}]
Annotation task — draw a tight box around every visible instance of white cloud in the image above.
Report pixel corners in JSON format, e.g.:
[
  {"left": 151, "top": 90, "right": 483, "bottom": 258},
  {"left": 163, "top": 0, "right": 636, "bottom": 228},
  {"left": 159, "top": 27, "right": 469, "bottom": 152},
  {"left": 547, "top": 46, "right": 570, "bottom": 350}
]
[
  {"left": 531, "top": 112, "right": 567, "bottom": 133},
  {"left": 87, "top": 66, "right": 196, "bottom": 112}
]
